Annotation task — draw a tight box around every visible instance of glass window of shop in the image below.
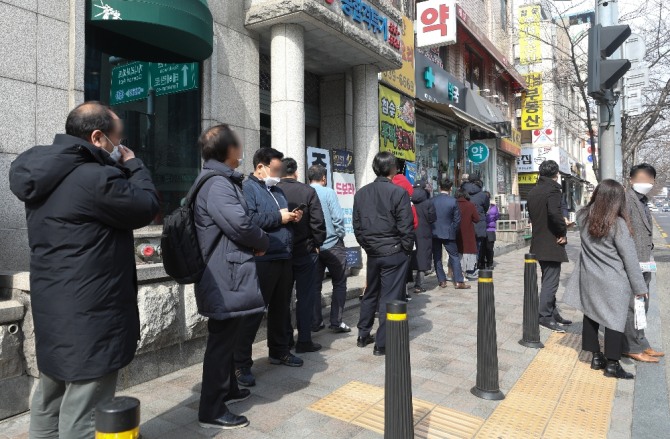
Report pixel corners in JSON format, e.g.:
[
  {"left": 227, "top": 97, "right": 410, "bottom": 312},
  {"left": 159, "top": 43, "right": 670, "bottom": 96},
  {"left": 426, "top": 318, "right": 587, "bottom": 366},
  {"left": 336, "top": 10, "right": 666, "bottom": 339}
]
[
  {"left": 84, "top": 27, "right": 201, "bottom": 224},
  {"left": 416, "top": 116, "right": 459, "bottom": 193},
  {"left": 496, "top": 154, "right": 513, "bottom": 195}
]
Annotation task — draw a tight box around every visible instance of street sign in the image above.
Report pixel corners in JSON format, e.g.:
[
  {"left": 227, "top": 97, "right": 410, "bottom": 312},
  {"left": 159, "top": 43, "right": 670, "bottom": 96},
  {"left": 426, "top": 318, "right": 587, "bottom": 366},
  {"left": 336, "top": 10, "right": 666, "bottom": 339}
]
[
  {"left": 150, "top": 63, "right": 199, "bottom": 96},
  {"left": 110, "top": 61, "right": 150, "bottom": 105},
  {"left": 467, "top": 143, "right": 489, "bottom": 164},
  {"left": 109, "top": 61, "right": 199, "bottom": 106}
]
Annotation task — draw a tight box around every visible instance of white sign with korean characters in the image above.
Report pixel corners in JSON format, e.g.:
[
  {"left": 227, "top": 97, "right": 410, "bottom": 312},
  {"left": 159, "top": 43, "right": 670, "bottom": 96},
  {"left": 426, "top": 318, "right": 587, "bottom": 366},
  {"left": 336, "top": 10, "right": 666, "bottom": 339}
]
[{"left": 416, "top": 0, "right": 457, "bottom": 49}]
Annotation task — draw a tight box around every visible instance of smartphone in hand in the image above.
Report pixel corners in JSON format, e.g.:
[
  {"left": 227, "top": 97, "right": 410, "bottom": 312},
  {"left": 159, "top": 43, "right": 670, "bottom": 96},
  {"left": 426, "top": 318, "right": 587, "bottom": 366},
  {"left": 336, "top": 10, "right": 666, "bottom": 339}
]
[{"left": 292, "top": 203, "right": 307, "bottom": 213}]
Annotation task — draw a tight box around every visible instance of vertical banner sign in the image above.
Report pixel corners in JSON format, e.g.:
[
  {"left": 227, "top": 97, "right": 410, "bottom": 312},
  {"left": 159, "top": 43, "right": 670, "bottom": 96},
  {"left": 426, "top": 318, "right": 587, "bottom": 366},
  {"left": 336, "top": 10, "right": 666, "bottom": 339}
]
[
  {"left": 306, "top": 147, "right": 332, "bottom": 188},
  {"left": 381, "top": 16, "right": 416, "bottom": 97},
  {"left": 331, "top": 149, "right": 354, "bottom": 174},
  {"left": 521, "top": 72, "right": 543, "bottom": 130},
  {"left": 405, "top": 162, "right": 417, "bottom": 184},
  {"left": 518, "top": 5, "right": 542, "bottom": 65},
  {"left": 379, "top": 85, "right": 416, "bottom": 161},
  {"left": 332, "top": 172, "right": 357, "bottom": 248}
]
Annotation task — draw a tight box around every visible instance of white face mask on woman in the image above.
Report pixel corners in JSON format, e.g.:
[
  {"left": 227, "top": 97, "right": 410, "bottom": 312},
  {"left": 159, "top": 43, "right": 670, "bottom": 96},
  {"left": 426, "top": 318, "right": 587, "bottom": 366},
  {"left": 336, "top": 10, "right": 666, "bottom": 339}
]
[{"left": 632, "top": 183, "right": 653, "bottom": 195}]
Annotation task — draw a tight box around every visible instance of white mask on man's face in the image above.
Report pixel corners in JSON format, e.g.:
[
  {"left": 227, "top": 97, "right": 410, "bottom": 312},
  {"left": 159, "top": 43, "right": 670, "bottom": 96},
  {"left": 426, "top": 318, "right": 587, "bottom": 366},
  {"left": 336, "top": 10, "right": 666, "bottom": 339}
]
[
  {"left": 262, "top": 166, "right": 280, "bottom": 187},
  {"left": 633, "top": 182, "right": 654, "bottom": 195},
  {"left": 103, "top": 134, "right": 123, "bottom": 162}
]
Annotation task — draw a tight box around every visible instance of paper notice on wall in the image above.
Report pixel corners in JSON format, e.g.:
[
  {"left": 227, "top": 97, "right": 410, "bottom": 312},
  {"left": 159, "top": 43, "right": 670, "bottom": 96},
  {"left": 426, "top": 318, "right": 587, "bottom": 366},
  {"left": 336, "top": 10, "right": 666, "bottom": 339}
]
[{"left": 332, "top": 172, "right": 357, "bottom": 247}]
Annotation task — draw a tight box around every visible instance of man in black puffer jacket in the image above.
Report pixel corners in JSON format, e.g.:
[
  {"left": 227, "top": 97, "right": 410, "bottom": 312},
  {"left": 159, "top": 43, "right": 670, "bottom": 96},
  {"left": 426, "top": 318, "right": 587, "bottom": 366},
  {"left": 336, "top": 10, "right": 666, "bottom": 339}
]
[
  {"left": 461, "top": 174, "right": 490, "bottom": 273},
  {"left": 353, "top": 152, "right": 414, "bottom": 356}
]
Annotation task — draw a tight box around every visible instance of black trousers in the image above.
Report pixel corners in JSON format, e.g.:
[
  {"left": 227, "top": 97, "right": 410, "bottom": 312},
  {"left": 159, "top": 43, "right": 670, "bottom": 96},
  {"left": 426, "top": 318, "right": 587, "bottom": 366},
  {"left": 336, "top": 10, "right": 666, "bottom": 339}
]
[
  {"left": 358, "top": 251, "right": 410, "bottom": 349},
  {"left": 234, "top": 259, "right": 293, "bottom": 369},
  {"left": 539, "top": 261, "right": 562, "bottom": 320},
  {"left": 291, "top": 253, "right": 319, "bottom": 343},
  {"left": 582, "top": 315, "right": 624, "bottom": 361},
  {"left": 478, "top": 236, "right": 495, "bottom": 268},
  {"left": 199, "top": 317, "right": 242, "bottom": 421},
  {"left": 313, "top": 241, "right": 348, "bottom": 328}
]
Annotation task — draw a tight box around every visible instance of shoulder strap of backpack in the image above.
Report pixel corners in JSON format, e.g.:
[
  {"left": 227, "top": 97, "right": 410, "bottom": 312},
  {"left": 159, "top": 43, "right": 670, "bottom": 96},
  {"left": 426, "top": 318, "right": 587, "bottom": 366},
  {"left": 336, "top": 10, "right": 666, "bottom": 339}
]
[{"left": 185, "top": 171, "right": 229, "bottom": 207}]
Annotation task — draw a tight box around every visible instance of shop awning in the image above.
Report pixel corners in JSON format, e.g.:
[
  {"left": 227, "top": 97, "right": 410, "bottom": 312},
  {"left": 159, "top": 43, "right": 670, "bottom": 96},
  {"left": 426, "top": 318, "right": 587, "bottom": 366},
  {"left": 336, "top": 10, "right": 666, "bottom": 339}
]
[
  {"left": 87, "top": 0, "right": 213, "bottom": 62},
  {"left": 421, "top": 101, "right": 498, "bottom": 134}
]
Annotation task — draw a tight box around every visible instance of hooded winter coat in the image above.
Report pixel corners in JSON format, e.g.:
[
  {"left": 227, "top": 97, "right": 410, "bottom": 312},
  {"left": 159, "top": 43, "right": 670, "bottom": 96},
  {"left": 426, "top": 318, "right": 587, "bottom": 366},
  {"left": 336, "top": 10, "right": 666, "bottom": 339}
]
[
  {"left": 193, "top": 160, "right": 269, "bottom": 320},
  {"left": 9, "top": 134, "right": 159, "bottom": 381},
  {"left": 461, "top": 181, "right": 490, "bottom": 238},
  {"left": 411, "top": 187, "right": 436, "bottom": 271}
]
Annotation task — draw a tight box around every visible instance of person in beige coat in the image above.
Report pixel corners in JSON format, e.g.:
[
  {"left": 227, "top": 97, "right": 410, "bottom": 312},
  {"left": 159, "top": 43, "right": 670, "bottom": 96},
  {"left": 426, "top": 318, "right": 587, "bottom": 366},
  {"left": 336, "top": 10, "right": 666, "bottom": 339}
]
[{"left": 564, "top": 180, "right": 648, "bottom": 380}]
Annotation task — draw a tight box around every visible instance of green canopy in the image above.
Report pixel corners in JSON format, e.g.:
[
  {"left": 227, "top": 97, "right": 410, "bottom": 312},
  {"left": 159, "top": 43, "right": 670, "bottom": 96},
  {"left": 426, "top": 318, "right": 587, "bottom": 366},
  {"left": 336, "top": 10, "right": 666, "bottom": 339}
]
[{"left": 88, "top": 0, "right": 213, "bottom": 62}]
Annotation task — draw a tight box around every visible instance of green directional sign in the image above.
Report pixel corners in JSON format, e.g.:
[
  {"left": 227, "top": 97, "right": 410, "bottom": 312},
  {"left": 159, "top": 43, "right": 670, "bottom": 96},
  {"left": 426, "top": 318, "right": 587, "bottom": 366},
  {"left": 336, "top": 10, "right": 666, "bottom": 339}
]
[
  {"left": 109, "top": 61, "right": 199, "bottom": 106},
  {"left": 110, "top": 61, "right": 150, "bottom": 105},
  {"left": 467, "top": 143, "right": 490, "bottom": 164},
  {"left": 150, "top": 62, "right": 199, "bottom": 96}
]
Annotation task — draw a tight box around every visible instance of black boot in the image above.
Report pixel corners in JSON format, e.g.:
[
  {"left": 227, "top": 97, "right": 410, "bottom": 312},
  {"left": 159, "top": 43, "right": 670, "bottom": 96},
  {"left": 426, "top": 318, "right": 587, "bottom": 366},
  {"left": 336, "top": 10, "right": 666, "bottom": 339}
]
[
  {"left": 604, "top": 360, "right": 634, "bottom": 379},
  {"left": 590, "top": 352, "right": 606, "bottom": 370}
]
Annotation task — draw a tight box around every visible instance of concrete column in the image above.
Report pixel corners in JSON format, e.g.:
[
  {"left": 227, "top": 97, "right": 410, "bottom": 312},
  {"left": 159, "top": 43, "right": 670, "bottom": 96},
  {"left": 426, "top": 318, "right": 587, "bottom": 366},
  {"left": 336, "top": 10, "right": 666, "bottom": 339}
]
[
  {"left": 271, "top": 24, "right": 305, "bottom": 178},
  {"left": 353, "top": 64, "right": 379, "bottom": 187}
]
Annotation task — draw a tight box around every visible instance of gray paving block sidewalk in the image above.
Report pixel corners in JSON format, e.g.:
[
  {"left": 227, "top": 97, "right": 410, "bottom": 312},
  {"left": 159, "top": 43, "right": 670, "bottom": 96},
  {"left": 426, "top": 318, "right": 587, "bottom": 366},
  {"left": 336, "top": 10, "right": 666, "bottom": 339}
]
[{"left": 0, "top": 232, "right": 644, "bottom": 438}]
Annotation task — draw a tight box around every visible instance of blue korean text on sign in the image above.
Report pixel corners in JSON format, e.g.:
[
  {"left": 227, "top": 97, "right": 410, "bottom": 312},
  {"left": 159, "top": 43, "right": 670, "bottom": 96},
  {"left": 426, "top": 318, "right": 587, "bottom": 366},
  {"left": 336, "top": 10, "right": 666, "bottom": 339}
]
[
  {"left": 467, "top": 143, "right": 489, "bottom": 164},
  {"left": 150, "top": 63, "right": 199, "bottom": 96},
  {"left": 110, "top": 61, "right": 150, "bottom": 105}
]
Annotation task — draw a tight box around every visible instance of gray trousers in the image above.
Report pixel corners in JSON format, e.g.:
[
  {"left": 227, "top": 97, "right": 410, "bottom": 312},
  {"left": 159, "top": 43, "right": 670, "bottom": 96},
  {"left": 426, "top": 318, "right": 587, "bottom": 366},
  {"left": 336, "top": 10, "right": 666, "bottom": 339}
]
[
  {"left": 623, "top": 273, "right": 652, "bottom": 354},
  {"left": 29, "top": 371, "right": 118, "bottom": 439},
  {"left": 539, "top": 261, "right": 562, "bottom": 320}
]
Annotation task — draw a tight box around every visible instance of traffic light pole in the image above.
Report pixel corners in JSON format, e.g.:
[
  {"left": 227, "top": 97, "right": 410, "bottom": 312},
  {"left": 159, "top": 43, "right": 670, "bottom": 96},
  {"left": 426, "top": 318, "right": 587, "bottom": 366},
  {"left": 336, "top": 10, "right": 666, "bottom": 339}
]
[{"left": 595, "top": 0, "right": 622, "bottom": 182}]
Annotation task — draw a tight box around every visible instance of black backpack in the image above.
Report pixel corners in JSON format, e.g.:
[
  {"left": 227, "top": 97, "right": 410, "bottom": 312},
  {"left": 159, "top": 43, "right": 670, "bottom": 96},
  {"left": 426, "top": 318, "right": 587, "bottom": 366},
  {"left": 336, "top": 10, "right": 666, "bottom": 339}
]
[{"left": 161, "top": 171, "right": 227, "bottom": 284}]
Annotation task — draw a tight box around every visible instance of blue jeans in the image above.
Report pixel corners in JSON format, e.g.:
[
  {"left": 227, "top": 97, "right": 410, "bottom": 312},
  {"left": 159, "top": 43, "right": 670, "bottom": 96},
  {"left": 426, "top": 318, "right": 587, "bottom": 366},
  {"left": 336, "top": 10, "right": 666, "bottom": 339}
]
[{"left": 432, "top": 238, "right": 464, "bottom": 283}]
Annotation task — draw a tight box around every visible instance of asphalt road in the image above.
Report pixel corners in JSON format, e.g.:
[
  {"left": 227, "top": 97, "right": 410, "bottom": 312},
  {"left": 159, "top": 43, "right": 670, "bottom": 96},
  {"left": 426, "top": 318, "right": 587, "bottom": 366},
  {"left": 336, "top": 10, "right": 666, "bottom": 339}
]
[{"left": 630, "top": 213, "right": 670, "bottom": 438}]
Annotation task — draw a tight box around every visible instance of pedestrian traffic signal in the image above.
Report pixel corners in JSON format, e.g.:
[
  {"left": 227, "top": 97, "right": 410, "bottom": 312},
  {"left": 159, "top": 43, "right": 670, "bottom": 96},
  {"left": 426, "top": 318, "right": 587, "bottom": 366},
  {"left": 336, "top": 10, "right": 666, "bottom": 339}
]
[{"left": 587, "top": 24, "right": 632, "bottom": 100}]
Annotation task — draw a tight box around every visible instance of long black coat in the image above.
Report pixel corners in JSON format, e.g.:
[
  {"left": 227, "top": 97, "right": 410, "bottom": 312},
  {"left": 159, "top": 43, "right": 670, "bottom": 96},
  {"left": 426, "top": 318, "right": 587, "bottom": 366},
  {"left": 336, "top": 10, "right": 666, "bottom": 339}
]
[
  {"left": 9, "top": 134, "right": 159, "bottom": 381},
  {"left": 462, "top": 182, "right": 490, "bottom": 238},
  {"left": 527, "top": 176, "right": 568, "bottom": 262},
  {"left": 194, "top": 160, "right": 269, "bottom": 320},
  {"left": 276, "top": 178, "right": 326, "bottom": 257},
  {"left": 411, "top": 188, "right": 436, "bottom": 271}
]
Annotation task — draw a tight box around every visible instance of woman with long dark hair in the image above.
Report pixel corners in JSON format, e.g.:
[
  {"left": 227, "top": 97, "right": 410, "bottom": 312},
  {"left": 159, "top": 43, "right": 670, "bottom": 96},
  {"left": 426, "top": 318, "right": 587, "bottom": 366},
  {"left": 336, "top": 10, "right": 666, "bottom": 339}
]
[{"left": 564, "top": 180, "right": 647, "bottom": 379}]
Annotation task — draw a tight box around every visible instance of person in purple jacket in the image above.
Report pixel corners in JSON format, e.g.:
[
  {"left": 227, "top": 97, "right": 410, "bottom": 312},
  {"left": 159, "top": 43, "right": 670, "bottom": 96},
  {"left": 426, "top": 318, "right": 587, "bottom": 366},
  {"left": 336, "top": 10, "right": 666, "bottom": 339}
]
[{"left": 479, "top": 192, "right": 499, "bottom": 270}]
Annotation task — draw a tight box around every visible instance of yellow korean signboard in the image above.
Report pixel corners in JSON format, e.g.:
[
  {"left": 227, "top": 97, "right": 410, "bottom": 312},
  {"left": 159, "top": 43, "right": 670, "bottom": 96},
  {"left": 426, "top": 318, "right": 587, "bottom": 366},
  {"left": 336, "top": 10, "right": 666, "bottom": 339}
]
[
  {"left": 519, "top": 5, "right": 542, "bottom": 65},
  {"left": 518, "top": 173, "right": 539, "bottom": 185},
  {"left": 379, "top": 84, "right": 416, "bottom": 161},
  {"left": 381, "top": 16, "right": 415, "bottom": 97},
  {"left": 521, "top": 72, "right": 543, "bottom": 130}
]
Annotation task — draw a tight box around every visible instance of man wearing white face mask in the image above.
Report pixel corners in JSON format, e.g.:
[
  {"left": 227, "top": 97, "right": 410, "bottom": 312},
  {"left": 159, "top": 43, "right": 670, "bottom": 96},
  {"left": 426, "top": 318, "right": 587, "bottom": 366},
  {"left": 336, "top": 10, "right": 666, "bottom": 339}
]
[
  {"left": 623, "top": 163, "right": 665, "bottom": 362},
  {"left": 234, "top": 148, "right": 305, "bottom": 388}
]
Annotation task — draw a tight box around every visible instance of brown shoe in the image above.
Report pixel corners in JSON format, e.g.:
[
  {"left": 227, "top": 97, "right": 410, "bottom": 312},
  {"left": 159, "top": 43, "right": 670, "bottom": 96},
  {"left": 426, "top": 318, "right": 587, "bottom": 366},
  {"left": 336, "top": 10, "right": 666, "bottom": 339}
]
[
  {"left": 623, "top": 352, "right": 660, "bottom": 363},
  {"left": 439, "top": 281, "right": 448, "bottom": 288},
  {"left": 455, "top": 282, "right": 471, "bottom": 290},
  {"left": 644, "top": 348, "right": 665, "bottom": 357}
]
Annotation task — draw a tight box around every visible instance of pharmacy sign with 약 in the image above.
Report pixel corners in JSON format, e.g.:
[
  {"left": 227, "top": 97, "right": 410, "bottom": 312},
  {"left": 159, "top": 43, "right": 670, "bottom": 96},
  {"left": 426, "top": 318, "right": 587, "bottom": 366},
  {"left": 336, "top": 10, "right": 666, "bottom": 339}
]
[
  {"left": 416, "top": 0, "right": 457, "bottom": 49},
  {"left": 467, "top": 143, "right": 489, "bottom": 164}
]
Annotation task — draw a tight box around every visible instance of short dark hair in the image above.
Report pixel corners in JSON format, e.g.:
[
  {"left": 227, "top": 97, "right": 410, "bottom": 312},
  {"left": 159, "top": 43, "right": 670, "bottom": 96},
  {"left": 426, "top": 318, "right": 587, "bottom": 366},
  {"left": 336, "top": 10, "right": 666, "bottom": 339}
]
[
  {"left": 455, "top": 189, "right": 469, "bottom": 200},
  {"left": 630, "top": 163, "right": 656, "bottom": 179},
  {"left": 65, "top": 101, "right": 117, "bottom": 141},
  {"left": 372, "top": 151, "right": 397, "bottom": 177},
  {"left": 198, "top": 124, "right": 240, "bottom": 162},
  {"left": 281, "top": 157, "right": 298, "bottom": 177},
  {"left": 308, "top": 165, "right": 327, "bottom": 182},
  {"left": 440, "top": 179, "right": 453, "bottom": 191},
  {"left": 539, "top": 160, "right": 560, "bottom": 178},
  {"left": 253, "top": 147, "right": 284, "bottom": 168},
  {"left": 469, "top": 173, "right": 481, "bottom": 183}
]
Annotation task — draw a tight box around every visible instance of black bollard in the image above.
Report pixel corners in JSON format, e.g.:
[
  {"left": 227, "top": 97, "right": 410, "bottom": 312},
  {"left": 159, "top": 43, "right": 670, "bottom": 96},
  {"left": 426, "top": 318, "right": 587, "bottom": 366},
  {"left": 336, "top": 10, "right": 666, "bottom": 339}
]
[
  {"left": 384, "top": 300, "right": 414, "bottom": 439},
  {"left": 519, "top": 253, "right": 544, "bottom": 349},
  {"left": 471, "top": 269, "right": 505, "bottom": 401},
  {"left": 95, "top": 396, "right": 141, "bottom": 439}
]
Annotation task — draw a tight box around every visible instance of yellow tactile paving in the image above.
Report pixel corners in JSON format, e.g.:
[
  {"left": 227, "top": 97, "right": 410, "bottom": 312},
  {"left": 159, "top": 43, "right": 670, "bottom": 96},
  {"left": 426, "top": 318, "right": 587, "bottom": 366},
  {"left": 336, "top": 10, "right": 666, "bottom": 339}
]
[
  {"left": 309, "top": 381, "right": 484, "bottom": 438},
  {"left": 311, "top": 331, "right": 616, "bottom": 438},
  {"left": 475, "top": 332, "right": 616, "bottom": 439}
]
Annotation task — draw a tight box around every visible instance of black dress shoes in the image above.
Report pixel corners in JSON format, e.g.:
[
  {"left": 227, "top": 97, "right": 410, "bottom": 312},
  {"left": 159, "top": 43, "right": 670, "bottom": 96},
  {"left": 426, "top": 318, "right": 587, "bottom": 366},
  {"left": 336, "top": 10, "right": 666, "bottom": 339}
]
[
  {"left": 604, "top": 360, "right": 634, "bottom": 379},
  {"left": 590, "top": 352, "right": 606, "bottom": 370},
  {"left": 554, "top": 313, "right": 573, "bottom": 326},
  {"left": 199, "top": 411, "right": 250, "bottom": 430},
  {"left": 224, "top": 388, "right": 251, "bottom": 405},
  {"left": 295, "top": 341, "right": 322, "bottom": 353},
  {"left": 373, "top": 345, "right": 385, "bottom": 356},
  {"left": 357, "top": 335, "right": 375, "bottom": 347},
  {"left": 539, "top": 319, "right": 566, "bottom": 333}
]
